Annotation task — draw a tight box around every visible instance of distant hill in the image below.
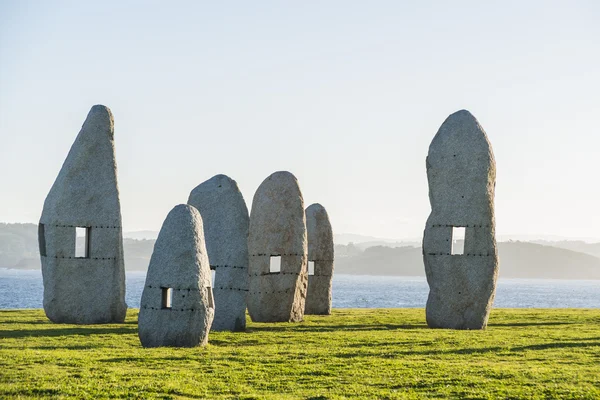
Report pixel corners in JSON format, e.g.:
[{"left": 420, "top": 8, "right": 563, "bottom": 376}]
[
  {"left": 335, "top": 245, "right": 424, "bottom": 276},
  {"left": 529, "top": 240, "right": 600, "bottom": 259},
  {"left": 0, "top": 223, "right": 40, "bottom": 270},
  {"left": 353, "top": 240, "right": 421, "bottom": 250},
  {"left": 123, "top": 230, "right": 159, "bottom": 240},
  {"left": 0, "top": 223, "right": 153, "bottom": 271},
  {"left": 333, "top": 233, "right": 396, "bottom": 245},
  {"left": 2, "top": 223, "right": 600, "bottom": 279},
  {"left": 497, "top": 241, "right": 600, "bottom": 279},
  {"left": 333, "top": 233, "right": 420, "bottom": 250},
  {"left": 121, "top": 238, "right": 154, "bottom": 270},
  {"left": 335, "top": 242, "right": 600, "bottom": 279}
]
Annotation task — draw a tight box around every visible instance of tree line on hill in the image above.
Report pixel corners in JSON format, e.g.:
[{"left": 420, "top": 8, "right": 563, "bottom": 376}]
[{"left": 2, "top": 223, "right": 600, "bottom": 279}]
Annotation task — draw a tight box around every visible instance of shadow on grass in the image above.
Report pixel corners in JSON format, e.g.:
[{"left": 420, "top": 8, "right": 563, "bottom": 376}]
[
  {"left": 364, "top": 341, "right": 600, "bottom": 357},
  {"left": 99, "top": 355, "right": 196, "bottom": 363},
  {"left": 32, "top": 344, "right": 106, "bottom": 350},
  {"left": 488, "top": 322, "right": 573, "bottom": 327},
  {"left": 512, "top": 342, "right": 600, "bottom": 351},
  {"left": 1, "top": 317, "right": 138, "bottom": 326},
  {"left": 329, "top": 339, "right": 600, "bottom": 359},
  {"left": 100, "top": 357, "right": 147, "bottom": 363},
  {"left": 0, "top": 326, "right": 136, "bottom": 339},
  {"left": 210, "top": 339, "right": 261, "bottom": 347},
  {"left": 0, "top": 319, "right": 53, "bottom": 325},
  {"left": 345, "top": 340, "right": 417, "bottom": 348},
  {"left": 247, "top": 321, "right": 575, "bottom": 333},
  {"left": 433, "top": 340, "right": 600, "bottom": 355},
  {"left": 0, "top": 388, "right": 62, "bottom": 397},
  {"left": 247, "top": 323, "right": 428, "bottom": 333}
]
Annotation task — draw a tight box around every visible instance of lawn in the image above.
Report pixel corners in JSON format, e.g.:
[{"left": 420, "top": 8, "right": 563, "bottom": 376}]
[{"left": 1, "top": 308, "right": 599, "bottom": 399}]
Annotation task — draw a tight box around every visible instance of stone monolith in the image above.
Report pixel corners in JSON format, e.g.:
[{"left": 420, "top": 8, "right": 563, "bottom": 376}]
[
  {"left": 187, "top": 174, "right": 249, "bottom": 331},
  {"left": 304, "top": 203, "right": 334, "bottom": 315},
  {"left": 38, "top": 105, "right": 127, "bottom": 324},
  {"left": 423, "top": 109, "right": 499, "bottom": 330},
  {"left": 247, "top": 171, "right": 308, "bottom": 322},
  {"left": 138, "top": 204, "right": 214, "bottom": 347}
]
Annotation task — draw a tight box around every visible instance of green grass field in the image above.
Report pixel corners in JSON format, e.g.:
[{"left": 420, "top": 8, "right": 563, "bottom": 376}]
[{"left": 1, "top": 309, "right": 599, "bottom": 399}]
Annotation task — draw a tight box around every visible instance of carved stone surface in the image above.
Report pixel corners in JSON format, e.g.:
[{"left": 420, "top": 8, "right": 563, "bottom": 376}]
[
  {"left": 423, "top": 109, "right": 499, "bottom": 330},
  {"left": 138, "top": 204, "right": 214, "bottom": 347},
  {"left": 188, "top": 174, "right": 249, "bottom": 331},
  {"left": 304, "top": 203, "right": 334, "bottom": 315},
  {"left": 247, "top": 171, "right": 308, "bottom": 322},
  {"left": 39, "top": 105, "right": 127, "bottom": 324}
]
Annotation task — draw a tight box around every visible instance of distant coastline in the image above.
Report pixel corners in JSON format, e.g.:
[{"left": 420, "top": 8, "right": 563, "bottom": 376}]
[{"left": 3, "top": 223, "right": 600, "bottom": 279}]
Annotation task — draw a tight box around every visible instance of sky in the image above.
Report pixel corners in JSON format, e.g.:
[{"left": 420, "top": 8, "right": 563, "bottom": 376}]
[{"left": 1, "top": 1, "right": 599, "bottom": 240}]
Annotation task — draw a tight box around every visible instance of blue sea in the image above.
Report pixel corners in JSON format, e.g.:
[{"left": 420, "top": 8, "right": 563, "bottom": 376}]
[{"left": 0, "top": 268, "right": 598, "bottom": 309}]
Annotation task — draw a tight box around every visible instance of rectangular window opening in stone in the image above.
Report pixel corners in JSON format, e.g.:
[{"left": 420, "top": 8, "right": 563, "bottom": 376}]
[
  {"left": 308, "top": 261, "right": 315, "bottom": 275},
  {"left": 270, "top": 256, "right": 281, "bottom": 273},
  {"left": 211, "top": 270, "right": 216, "bottom": 286},
  {"left": 38, "top": 224, "right": 47, "bottom": 257},
  {"left": 75, "top": 227, "right": 90, "bottom": 258},
  {"left": 451, "top": 226, "right": 466, "bottom": 255},
  {"left": 161, "top": 287, "right": 172, "bottom": 309},
  {"left": 207, "top": 287, "right": 214, "bottom": 308}
]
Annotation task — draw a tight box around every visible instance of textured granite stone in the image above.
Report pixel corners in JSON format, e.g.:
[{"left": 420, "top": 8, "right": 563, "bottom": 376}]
[
  {"left": 38, "top": 105, "right": 127, "bottom": 324},
  {"left": 247, "top": 171, "right": 308, "bottom": 322},
  {"left": 423, "top": 109, "right": 499, "bottom": 330},
  {"left": 304, "top": 203, "right": 334, "bottom": 315},
  {"left": 138, "top": 204, "right": 214, "bottom": 347},
  {"left": 188, "top": 174, "right": 249, "bottom": 331}
]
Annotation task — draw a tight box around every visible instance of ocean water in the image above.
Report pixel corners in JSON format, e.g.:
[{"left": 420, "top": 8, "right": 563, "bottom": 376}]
[{"left": 0, "top": 269, "right": 598, "bottom": 309}]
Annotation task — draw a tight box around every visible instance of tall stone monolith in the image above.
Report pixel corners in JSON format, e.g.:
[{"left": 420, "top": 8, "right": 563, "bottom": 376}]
[
  {"left": 38, "top": 105, "right": 127, "bottom": 324},
  {"left": 423, "top": 109, "right": 499, "bottom": 330},
  {"left": 187, "top": 174, "right": 249, "bottom": 332},
  {"left": 138, "top": 204, "right": 214, "bottom": 347},
  {"left": 247, "top": 171, "right": 308, "bottom": 322},
  {"left": 304, "top": 203, "right": 334, "bottom": 315}
]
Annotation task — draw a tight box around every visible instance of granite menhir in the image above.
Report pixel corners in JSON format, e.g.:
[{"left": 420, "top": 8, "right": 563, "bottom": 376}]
[
  {"left": 247, "top": 171, "right": 308, "bottom": 322},
  {"left": 304, "top": 203, "right": 334, "bottom": 315},
  {"left": 188, "top": 174, "right": 249, "bottom": 331},
  {"left": 38, "top": 105, "right": 127, "bottom": 324},
  {"left": 138, "top": 204, "right": 214, "bottom": 347},
  {"left": 423, "top": 110, "right": 499, "bottom": 330}
]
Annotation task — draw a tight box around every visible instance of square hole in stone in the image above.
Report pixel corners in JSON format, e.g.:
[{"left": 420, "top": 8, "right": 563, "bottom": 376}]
[
  {"left": 38, "top": 224, "right": 47, "bottom": 257},
  {"left": 75, "top": 227, "right": 90, "bottom": 258},
  {"left": 161, "top": 287, "right": 172, "bottom": 309},
  {"left": 270, "top": 256, "right": 281, "bottom": 273},
  {"left": 451, "top": 227, "right": 465, "bottom": 255},
  {"left": 207, "top": 287, "right": 214, "bottom": 308},
  {"left": 308, "top": 261, "right": 315, "bottom": 275}
]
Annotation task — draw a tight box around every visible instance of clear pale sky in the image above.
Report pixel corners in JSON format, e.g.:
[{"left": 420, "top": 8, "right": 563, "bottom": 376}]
[{"left": 1, "top": 1, "right": 599, "bottom": 240}]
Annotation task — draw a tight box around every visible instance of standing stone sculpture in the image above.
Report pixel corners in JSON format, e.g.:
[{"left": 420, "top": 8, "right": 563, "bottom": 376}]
[
  {"left": 38, "top": 105, "right": 127, "bottom": 324},
  {"left": 187, "top": 174, "right": 249, "bottom": 331},
  {"left": 422, "top": 109, "right": 499, "bottom": 330},
  {"left": 304, "top": 203, "right": 334, "bottom": 315},
  {"left": 247, "top": 171, "right": 308, "bottom": 322},
  {"left": 138, "top": 204, "right": 214, "bottom": 347}
]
